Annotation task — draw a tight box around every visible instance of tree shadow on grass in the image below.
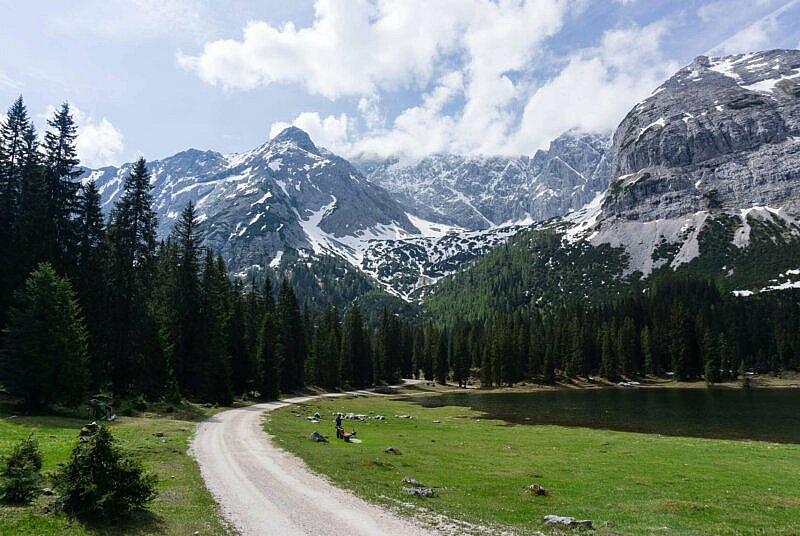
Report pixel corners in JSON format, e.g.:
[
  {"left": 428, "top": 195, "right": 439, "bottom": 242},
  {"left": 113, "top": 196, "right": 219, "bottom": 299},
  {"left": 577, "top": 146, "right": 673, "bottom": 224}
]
[{"left": 78, "top": 510, "right": 167, "bottom": 535}]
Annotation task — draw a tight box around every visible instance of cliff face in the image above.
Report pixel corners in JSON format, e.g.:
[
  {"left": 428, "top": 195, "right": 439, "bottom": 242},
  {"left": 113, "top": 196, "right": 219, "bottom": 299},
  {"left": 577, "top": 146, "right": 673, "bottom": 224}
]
[
  {"left": 356, "top": 130, "right": 611, "bottom": 230},
  {"left": 603, "top": 49, "right": 800, "bottom": 222}
]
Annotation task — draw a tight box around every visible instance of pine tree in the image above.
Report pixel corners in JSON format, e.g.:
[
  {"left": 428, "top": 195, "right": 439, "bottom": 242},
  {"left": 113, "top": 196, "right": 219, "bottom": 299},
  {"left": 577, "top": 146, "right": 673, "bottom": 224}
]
[
  {"left": 167, "top": 202, "right": 204, "bottom": 395},
  {"left": 617, "top": 316, "right": 639, "bottom": 377},
  {"left": 105, "top": 158, "right": 161, "bottom": 395},
  {"left": 422, "top": 323, "right": 435, "bottom": 381},
  {"left": 275, "top": 279, "right": 306, "bottom": 393},
  {"left": 668, "top": 304, "right": 690, "bottom": 381},
  {"left": 0, "top": 97, "right": 36, "bottom": 321},
  {"left": 257, "top": 279, "right": 279, "bottom": 399},
  {"left": 600, "top": 322, "right": 617, "bottom": 381},
  {"left": 74, "top": 181, "right": 107, "bottom": 389},
  {"left": 718, "top": 332, "right": 731, "bottom": 380},
  {"left": 703, "top": 328, "right": 720, "bottom": 385},
  {"left": 340, "top": 302, "right": 369, "bottom": 388},
  {"left": 641, "top": 325, "right": 654, "bottom": 375},
  {"left": 0, "top": 263, "right": 89, "bottom": 407},
  {"left": 434, "top": 329, "right": 449, "bottom": 385},
  {"left": 43, "top": 102, "right": 82, "bottom": 274},
  {"left": 15, "top": 127, "right": 49, "bottom": 283},
  {"left": 451, "top": 327, "right": 470, "bottom": 388},
  {"left": 228, "top": 280, "right": 252, "bottom": 396},
  {"left": 199, "top": 252, "right": 233, "bottom": 404}
]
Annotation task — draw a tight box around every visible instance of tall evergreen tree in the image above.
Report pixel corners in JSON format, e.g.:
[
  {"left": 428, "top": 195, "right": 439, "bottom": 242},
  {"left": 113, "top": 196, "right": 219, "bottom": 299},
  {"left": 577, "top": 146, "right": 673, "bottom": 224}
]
[
  {"left": 258, "top": 279, "right": 279, "bottom": 399},
  {"left": 74, "top": 181, "right": 107, "bottom": 389},
  {"left": 199, "top": 252, "right": 233, "bottom": 404},
  {"left": 275, "top": 279, "right": 306, "bottom": 393},
  {"left": 0, "top": 263, "right": 89, "bottom": 407},
  {"left": 0, "top": 97, "right": 36, "bottom": 321},
  {"left": 340, "top": 302, "right": 370, "bottom": 388},
  {"left": 42, "top": 102, "right": 81, "bottom": 274},
  {"left": 434, "top": 329, "right": 449, "bottom": 385},
  {"left": 105, "top": 158, "right": 161, "bottom": 395},
  {"left": 166, "top": 201, "right": 203, "bottom": 394}
]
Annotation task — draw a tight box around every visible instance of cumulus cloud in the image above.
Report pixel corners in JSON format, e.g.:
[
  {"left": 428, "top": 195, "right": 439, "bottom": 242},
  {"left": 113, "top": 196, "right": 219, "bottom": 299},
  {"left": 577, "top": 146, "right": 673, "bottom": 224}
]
[
  {"left": 43, "top": 105, "right": 125, "bottom": 168},
  {"left": 179, "top": 0, "right": 570, "bottom": 99},
  {"left": 708, "top": 0, "right": 800, "bottom": 55},
  {"left": 512, "top": 21, "right": 679, "bottom": 153},
  {"left": 201, "top": 1, "right": 678, "bottom": 159},
  {"left": 269, "top": 112, "right": 352, "bottom": 153}
]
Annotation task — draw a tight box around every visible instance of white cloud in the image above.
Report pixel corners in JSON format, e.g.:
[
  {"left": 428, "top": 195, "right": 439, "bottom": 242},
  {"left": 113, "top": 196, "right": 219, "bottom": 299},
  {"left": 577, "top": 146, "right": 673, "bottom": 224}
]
[
  {"left": 269, "top": 112, "right": 352, "bottom": 153},
  {"left": 512, "top": 21, "right": 679, "bottom": 153},
  {"left": 179, "top": 0, "right": 571, "bottom": 100},
  {"left": 43, "top": 105, "right": 125, "bottom": 168},
  {"left": 708, "top": 0, "right": 800, "bottom": 55},
  {"left": 233, "top": 2, "right": 677, "bottom": 159}
]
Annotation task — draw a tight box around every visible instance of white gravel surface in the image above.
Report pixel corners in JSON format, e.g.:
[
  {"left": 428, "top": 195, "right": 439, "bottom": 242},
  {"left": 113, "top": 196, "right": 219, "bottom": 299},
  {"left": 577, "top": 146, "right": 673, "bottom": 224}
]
[{"left": 191, "top": 389, "right": 434, "bottom": 536}]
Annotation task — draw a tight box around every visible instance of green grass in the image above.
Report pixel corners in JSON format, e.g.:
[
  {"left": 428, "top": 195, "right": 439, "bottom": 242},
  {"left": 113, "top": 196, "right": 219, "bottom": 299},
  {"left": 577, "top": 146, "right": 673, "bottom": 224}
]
[
  {"left": 266, "top": 394, "right": 800, "bottom": 535},
  {"left": 0, "top": 403, "right": 230, "bottom": 535}
]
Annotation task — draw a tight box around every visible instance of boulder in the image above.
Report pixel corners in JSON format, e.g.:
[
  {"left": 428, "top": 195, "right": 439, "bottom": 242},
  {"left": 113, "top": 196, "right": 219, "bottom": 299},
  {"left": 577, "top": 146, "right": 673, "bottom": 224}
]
[
  {"left": 374, "top": 415, "right": 386, "bottom": 420},
  {"left": 402, "top": 476, "right": 425, "bottom": 487},
  {"left": 384, "top": 447, "right": 402, "bottom": 455},
  {"left": 308, "top": 431, "right": 328, "bottom": 442},
  {"left": 395, "top": 414, "right": 412, "bottom": 419},
  {"left": 543, "top": 515, "right": 592, "bottom": 529},
  {"left": 526, "top": 484, "right": 548, "bottom": 496},
  {"left": 403, "top": 486, "right": 435, "bottom": 497}
]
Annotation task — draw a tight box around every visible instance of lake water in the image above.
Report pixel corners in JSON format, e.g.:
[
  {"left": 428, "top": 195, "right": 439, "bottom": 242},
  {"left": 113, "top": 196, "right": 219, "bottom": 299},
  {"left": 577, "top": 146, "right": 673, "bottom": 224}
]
[{"left": 408, "top": 388, "right": 800, "bottom": 443}]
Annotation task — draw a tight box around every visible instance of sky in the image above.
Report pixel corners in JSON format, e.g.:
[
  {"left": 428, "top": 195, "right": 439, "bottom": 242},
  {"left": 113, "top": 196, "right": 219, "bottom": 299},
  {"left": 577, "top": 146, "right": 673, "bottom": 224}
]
[{"left": 1, "top": 0, "right": 799, "bottom": 168}]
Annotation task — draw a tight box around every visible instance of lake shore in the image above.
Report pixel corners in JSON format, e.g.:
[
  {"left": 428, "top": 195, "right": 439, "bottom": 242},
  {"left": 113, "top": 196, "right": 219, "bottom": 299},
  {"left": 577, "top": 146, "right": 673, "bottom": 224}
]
[
  {"left": 267, "top": 390, "right": 800, "bottom": 535},
  {"left": 399, "top": 370, "right": 800, "bottom": 396}
]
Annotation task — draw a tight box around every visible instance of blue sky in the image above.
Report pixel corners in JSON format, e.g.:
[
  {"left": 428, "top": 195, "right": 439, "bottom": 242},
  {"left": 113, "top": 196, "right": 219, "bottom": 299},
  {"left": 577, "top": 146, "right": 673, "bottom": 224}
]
[{"left": 1, "top": 0, "right": 799, "bottom": 167}]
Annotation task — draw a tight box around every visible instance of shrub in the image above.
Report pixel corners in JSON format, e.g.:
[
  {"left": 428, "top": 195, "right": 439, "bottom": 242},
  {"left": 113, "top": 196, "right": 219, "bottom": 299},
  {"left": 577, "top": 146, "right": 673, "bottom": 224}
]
[
  {"left": 0, "top": 436, "right": 44, "bottom": 504},
  {"left": 53, "top": 425, "right": 157, "bottom": 518}
]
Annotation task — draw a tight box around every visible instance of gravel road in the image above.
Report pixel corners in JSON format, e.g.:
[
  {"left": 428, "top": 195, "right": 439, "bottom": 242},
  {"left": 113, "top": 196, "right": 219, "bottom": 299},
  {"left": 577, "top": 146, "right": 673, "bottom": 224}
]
[{"left": 190, "top": 389, "right": 434, "bottom": 535}]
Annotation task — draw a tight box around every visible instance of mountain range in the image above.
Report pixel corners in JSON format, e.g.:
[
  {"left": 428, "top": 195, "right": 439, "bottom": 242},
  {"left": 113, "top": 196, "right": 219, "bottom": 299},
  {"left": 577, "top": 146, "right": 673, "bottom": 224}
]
[{"left": 83, "top": 48, "right": 800, "bottom": 308}]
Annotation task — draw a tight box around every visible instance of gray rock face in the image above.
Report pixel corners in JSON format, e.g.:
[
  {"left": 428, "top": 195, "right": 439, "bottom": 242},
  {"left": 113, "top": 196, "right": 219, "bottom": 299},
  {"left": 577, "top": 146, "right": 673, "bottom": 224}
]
[
  {"left": 604, "top": 49, "right": 800, "bottom": 222},
  {"left": 356, "top": 130, "right": 611, "bottom": 230}
]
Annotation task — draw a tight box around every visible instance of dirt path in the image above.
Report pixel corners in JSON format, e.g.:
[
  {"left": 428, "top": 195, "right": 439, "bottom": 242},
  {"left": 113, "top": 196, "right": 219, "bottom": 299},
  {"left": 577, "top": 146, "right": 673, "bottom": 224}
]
[{"left": 190, "top": 387, "right": 434, "bottom": 536}]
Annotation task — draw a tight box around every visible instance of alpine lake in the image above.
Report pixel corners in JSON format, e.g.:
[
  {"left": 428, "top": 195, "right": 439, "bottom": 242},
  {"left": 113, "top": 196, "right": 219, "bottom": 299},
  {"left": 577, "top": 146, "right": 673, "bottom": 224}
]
[{"left": 408, "top": 386, "right": 800, "bottom": 444}]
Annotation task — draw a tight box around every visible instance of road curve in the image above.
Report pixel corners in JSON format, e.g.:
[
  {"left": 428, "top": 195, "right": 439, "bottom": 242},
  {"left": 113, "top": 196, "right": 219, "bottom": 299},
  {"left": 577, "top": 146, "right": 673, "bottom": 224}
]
[{"left": 190, "top": 388, "right": 434, "bottom": 536}]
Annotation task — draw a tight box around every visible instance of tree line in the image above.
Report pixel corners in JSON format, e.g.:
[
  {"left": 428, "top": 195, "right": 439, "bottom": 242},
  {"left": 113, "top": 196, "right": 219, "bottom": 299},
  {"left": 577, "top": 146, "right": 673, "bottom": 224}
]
[
  {"left": 0, "top": 96, "right": 415, "bottom": 407},
  {"left": 2, "top": 95, "right": 798, "bottom": 408}
]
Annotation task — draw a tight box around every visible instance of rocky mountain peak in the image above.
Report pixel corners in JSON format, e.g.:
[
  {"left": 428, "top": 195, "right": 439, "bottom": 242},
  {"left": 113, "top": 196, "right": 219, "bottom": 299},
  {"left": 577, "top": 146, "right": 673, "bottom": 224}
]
[
  {"left": 268, "top": 126, "right": 319, "bottom": 155},
  {"left": 603, "top": 48, "right": 800, "bottom": 223}
]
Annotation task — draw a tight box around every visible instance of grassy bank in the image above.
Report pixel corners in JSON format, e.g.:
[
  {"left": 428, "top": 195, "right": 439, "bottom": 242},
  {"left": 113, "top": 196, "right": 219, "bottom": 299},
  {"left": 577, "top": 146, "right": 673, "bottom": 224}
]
[
  {"left": 266, "top": 393, "right": 800, "bottom": 535},
  {"left": 0, "top": 403, "right": 230, "bottom": 535}
]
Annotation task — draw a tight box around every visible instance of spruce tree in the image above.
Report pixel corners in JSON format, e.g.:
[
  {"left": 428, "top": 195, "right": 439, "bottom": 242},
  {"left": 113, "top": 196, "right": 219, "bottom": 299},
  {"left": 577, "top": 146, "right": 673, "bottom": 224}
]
[
  {"left": 340, "top": 302, "right": 369, "bottom": 388},
  {"left": 43, "top": 102, "right": 82, "bottom": 274},
  {"left": 105, "top": 158, "right": 161, "bottom": 395},
  {"left": 0, "top": 263, "right": 89, "bottom": 407},
  {"left": 0, "top": 97, "right": 36, "bottom": 321},
  {"left": 199, "top": 252, "right": 233, "bottom": 404},
  {"left": 422, "top": 322, "right": 435, "bottom": 381},
  {"left": 74, "top": 181, "right": 107, "bottom": 388},
  {"left": 703, "top": 328, "right": 720, "bottom": 385},
  {"left": 275, "top": 279, "right": 306, "bottom": 393},
  {"left": 641, "top": 325, "right": 654, "bottom": 375},
  {"left": 434, "top": 329, "right": 449, "bottom": 385},
  {"left": 257, "top": 280, "right": 279, "bottom": 399},
  {"left": 167, "top": 201, "right": 204, "bottom": 395}
]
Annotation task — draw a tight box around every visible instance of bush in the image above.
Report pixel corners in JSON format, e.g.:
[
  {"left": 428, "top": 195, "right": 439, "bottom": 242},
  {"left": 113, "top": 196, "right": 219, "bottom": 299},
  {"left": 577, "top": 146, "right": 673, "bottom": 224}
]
[
  {"left": 53, "top": 425, "right": 157, "bottom": 518},
  {"left": 0, "top": 436, "right": 44, "bottom": 504}
]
